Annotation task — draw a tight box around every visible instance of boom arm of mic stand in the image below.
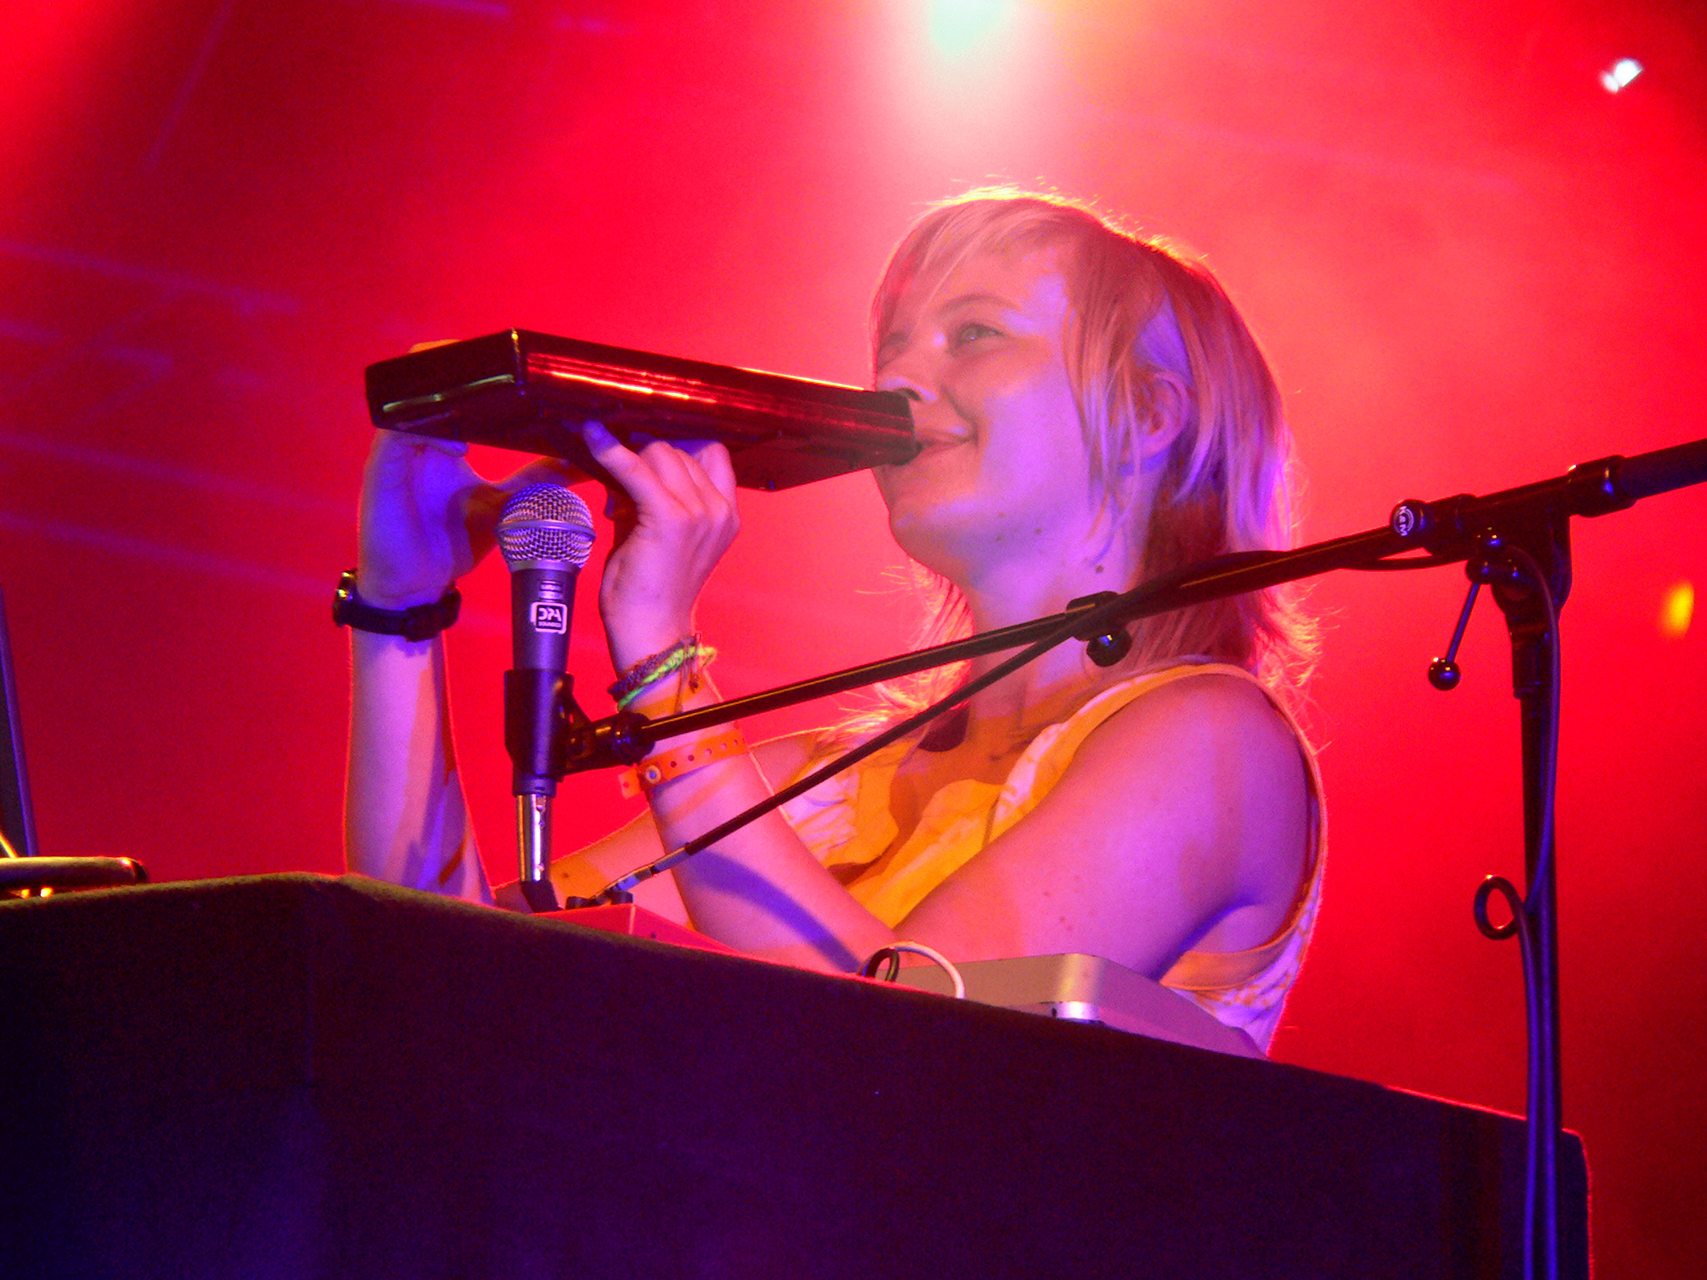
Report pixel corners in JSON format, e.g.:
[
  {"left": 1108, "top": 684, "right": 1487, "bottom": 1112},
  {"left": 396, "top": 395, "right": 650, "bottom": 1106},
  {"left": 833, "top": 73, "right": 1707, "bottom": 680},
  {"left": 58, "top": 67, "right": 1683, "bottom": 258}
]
[
  {"left": 557, "top": 437, "right": 1707, "bottom": 776},
  {"left": 557, "top": 532, "right": 1412, "bottom": 774},
  {"left": 556, "top": 596, "right": 1142, "bottom": 773}
]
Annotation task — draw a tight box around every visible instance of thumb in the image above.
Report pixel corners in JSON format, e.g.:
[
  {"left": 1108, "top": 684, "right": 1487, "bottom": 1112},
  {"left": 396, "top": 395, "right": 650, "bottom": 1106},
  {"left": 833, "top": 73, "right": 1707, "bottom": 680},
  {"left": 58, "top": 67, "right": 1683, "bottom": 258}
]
[{"left": 605, "top": 488, "right": 639, "bottom": 545}]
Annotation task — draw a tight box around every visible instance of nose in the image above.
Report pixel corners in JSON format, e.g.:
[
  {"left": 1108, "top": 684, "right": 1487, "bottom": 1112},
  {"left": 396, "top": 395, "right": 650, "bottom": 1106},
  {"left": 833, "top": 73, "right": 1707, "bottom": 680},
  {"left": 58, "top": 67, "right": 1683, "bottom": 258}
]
[{"left": 875, "top": 343, "right": 937, "bottom": 405}]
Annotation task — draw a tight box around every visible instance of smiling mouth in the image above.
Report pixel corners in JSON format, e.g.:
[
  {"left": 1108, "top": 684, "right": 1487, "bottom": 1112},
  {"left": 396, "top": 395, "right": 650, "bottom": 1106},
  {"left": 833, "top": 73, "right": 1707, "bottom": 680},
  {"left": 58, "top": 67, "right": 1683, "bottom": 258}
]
[{"left": 909, "top": 432, "right": 969, "bottom": 454}]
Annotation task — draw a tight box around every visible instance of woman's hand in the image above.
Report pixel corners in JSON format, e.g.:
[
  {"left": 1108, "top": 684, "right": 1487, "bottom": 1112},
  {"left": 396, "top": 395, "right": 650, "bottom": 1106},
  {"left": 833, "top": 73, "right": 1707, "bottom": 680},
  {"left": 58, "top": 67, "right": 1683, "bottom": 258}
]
[
  {"left": 578, "top": 421, "right": 739, "bottom": 670},
  {"left": 356, "top": 429, "right": 582, "bottom": 609}
]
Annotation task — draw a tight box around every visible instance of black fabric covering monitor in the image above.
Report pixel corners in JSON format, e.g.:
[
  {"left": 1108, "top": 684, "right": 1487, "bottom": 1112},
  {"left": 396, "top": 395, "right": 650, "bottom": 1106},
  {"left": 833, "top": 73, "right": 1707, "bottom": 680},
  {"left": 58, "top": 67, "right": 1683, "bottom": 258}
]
[{"left": 0, "top": 874, "right": 1590, "bottom": 1279}]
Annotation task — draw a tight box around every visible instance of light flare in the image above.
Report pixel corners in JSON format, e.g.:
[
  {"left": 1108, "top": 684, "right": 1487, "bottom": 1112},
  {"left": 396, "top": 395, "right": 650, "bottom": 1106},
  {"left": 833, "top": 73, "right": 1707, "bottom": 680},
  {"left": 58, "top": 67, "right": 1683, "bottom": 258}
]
[
  {"left": 928, "top": 0, "right": 1010, "bottom": 57},
  {"left": 1661, "top": 582, "right": 1694, "bottom": 638},
  {"left": 1600, "top": 58, "right": 1643, "bottom": 93}
]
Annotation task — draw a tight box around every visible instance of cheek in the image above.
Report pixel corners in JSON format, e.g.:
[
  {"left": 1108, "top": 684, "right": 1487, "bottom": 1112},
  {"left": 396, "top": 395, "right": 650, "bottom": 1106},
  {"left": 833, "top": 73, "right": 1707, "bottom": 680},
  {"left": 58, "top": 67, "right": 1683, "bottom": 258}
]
[
  {"left": 947, "top": 356, "right": 1043, "bottom": 417},
  {"left": 984, "top": 372, "right": 1087, "bottom": 468}
]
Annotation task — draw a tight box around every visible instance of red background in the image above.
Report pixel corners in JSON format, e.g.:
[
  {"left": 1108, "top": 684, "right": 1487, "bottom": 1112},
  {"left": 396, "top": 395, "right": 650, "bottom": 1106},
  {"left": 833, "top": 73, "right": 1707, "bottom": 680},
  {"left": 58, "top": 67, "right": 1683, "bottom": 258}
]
[{"left": 3, "top": 1, "right": 1703, "bottom": 1270}]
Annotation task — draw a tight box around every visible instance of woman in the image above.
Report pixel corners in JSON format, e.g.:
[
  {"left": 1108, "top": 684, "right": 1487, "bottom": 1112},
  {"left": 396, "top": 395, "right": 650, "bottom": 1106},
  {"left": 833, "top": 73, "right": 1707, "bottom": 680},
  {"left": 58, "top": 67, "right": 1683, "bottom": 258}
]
[{"left": 345, "top": 191, "right": 1321, "bottom": 1050}]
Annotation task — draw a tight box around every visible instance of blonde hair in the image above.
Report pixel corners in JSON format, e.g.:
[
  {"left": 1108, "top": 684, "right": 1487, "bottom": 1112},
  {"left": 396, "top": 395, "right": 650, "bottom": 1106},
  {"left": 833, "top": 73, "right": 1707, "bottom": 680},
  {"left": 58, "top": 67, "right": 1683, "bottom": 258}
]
[{"left": 861, "top": 189, "right": 1314, "bottom": 724}]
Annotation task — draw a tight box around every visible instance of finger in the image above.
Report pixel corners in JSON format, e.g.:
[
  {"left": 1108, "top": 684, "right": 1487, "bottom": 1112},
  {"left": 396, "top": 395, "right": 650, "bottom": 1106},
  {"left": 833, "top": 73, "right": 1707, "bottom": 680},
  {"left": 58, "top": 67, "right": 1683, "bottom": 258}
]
[
  {"left": 607, "top": 496, "right": 639, "bottom": 546},
  {"left": 653, "top": 440, "right": 735, "bottom": 524},
  {"left": 579, "top": 421, "right": 657, "bottom": 494},
  {"left": 571, "top": 423, "right": 648, "bottom": 536},
  {"left": 580, "top": 422, "right": 697, "bottom": 519},
  {"left": 464, "top": 482, "right": 510, "bottom": 540},
  {"left": 682, "top": 439, "right": 738, "bottom": 500},
  {"left": 673, "top": 437, "right": 718, "bottom": 463},
  {"left": 634, "top": 436, "right": 706, "bottom": 496},
  {"left": 629, "top": 435, "right": 731, "bottom": 511}
]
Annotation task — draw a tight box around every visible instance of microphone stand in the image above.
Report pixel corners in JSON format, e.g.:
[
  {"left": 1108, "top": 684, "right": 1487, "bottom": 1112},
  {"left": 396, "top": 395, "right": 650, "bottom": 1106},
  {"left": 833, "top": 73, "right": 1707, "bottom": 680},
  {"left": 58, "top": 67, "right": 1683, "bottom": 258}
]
[{"left": 541, "top": 437, "right": 1706, "bottom": 1280}]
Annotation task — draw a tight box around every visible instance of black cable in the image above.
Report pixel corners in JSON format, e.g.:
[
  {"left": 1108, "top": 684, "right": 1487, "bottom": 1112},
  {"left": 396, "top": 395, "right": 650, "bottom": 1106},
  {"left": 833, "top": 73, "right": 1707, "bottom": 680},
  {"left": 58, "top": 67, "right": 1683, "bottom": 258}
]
[
  {"left": 1469, "top": 544, "right": 1561, "bottom": 1280},
  {"left": 860, "top": 947, "right": 902, "bottom": 983}
]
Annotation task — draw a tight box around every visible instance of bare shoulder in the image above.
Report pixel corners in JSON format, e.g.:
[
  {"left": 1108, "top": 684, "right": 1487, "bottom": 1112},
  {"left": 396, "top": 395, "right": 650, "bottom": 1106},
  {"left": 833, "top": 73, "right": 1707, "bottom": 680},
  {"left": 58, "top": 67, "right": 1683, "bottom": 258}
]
[
  {"left": 1083, "top": 671, "right": 1301, "bottom": 764},
  {"left": 1071, "top": 671, "right": 1310, "bottom": 902},
  {"left": 906, "top": 671, "right": 1312, "bottom": 971}
]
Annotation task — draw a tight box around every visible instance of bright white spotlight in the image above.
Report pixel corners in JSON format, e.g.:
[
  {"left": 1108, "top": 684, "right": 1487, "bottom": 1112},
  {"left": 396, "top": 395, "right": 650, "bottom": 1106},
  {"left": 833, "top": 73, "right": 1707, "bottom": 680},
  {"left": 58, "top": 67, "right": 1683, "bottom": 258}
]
[
  {"left": 1600, "top": 58, "right": 1643, "bottom": 93},
  {"left": 929, "top": 0, "right": 1009, "bottom": 57}
]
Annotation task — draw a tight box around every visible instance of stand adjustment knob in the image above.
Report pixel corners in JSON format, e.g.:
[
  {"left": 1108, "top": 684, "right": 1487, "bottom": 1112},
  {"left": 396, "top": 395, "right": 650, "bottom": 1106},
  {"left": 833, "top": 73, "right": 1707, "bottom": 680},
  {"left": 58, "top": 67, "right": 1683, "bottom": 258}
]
[
  {"left": 1430, "top": 578, "right": 1483, "bottom": 692},
  {"left": 1427, "top": 657, "right": 1463, "bottom": 691}
]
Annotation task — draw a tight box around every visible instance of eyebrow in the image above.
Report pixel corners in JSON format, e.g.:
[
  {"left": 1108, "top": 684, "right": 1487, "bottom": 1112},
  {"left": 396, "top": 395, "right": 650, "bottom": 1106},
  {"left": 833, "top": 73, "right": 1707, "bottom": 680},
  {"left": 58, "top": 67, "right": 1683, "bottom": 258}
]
[
  {"left": 935, "top": 288, "right": 1020, "bottom": 313},
  {"left": 878, "top": 288, "right": 1022, "bottom": 359}
]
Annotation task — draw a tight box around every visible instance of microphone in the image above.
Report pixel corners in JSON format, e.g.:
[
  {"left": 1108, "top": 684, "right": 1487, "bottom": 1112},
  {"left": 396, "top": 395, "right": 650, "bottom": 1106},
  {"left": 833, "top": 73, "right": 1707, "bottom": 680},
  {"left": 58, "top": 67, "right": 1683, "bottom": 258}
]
[{"left": 497, "top": 482, "right": 595, "bottom": 913}]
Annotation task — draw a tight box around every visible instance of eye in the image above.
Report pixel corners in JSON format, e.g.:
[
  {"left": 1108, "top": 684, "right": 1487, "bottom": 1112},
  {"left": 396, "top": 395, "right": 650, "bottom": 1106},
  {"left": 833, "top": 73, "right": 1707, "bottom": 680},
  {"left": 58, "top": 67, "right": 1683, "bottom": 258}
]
[{"left": 951, "top": 321, "right": 1001, "bottom": 348}]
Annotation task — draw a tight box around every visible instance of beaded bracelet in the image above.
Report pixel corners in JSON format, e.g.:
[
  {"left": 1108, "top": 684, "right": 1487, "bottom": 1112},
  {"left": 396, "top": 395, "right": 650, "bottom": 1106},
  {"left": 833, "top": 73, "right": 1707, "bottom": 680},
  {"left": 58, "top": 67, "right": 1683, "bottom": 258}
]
[
  {"left": 617, "top": 726, "right": 748, "bottom": 799},
  {"left": 608, "top": 634, "right": 718, "bottom": 710}
]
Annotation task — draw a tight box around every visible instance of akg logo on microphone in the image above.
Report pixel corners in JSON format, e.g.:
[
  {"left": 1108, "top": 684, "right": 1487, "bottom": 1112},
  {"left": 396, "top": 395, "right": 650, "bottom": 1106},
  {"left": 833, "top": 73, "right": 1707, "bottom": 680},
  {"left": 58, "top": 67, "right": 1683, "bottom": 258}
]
[{"left": 531, "top": 602, "right": 568, "bottom": 634}]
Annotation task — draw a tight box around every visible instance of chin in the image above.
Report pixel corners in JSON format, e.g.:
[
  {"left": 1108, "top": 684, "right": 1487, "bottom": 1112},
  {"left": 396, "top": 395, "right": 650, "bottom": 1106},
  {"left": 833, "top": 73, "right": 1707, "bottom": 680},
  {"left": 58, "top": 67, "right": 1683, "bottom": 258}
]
[{"left": 885, "top": 497, "right": 979, "bottom": 582}]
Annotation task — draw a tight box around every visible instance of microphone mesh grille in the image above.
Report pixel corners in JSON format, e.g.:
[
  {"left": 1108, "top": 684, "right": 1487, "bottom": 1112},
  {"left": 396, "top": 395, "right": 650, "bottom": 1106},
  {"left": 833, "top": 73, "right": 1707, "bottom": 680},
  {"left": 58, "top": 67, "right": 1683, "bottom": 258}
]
[{"left": 497, "top": 484, "right": 595, "bottom": 568}]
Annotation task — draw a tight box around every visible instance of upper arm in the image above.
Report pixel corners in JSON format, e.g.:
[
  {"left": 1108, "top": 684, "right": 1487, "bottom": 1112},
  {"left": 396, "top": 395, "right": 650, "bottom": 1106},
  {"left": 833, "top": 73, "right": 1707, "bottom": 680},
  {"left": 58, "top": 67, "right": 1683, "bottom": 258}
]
[
  {"left": 898, "top": 675, "right": 1309, "bottom": 979},
  {"left": 749, "top": 728, "right": 819, "bottom": 788}
]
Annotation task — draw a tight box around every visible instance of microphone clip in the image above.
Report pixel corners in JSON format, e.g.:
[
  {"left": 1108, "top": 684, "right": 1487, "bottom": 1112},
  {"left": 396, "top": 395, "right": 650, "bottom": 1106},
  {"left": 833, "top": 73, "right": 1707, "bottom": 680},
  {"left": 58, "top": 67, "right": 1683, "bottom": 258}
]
[
  {"left": 561, "top": 707, "right": 652, "bottom": 775},
  {"left": 1065, "top": 592, "right": 1134, "bottom": 668},
  {"left": 507, "top": 673, "right": 653, "bottom": 785},
  {"left": 504, "top": 670, "right": 582, "bottom": 793}
]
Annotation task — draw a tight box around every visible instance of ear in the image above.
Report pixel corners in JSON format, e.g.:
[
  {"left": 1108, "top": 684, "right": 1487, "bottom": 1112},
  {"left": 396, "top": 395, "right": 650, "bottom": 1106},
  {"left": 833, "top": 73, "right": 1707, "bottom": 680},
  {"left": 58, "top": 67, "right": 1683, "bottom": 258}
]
[
  {"left": 1112, "top": 371, "right": 1192, "bottom": 484},
  {"left": 1135, "top": 371, "right": 1192, "bottom": 466}
]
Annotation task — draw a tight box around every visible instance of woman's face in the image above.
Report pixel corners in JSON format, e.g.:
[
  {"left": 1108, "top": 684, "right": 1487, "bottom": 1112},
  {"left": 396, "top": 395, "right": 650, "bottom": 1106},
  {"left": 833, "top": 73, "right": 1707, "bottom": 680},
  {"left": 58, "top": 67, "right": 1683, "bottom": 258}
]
[{"left": 873, "top": 240, "right": 1108, "bottom": 584}]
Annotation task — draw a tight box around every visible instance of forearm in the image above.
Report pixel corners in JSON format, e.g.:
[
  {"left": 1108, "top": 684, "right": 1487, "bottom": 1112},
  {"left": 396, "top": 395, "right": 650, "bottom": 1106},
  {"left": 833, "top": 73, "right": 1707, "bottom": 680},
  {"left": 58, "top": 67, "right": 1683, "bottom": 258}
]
[
  {"left": 345, "top": 629, "right": 491, "bottom": 904},
  {"left": 634, "top": 683, "right": 894, "bottom": 971},
  {"left": 578, "top": 427, "right": 892, "bottom": 966}
]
